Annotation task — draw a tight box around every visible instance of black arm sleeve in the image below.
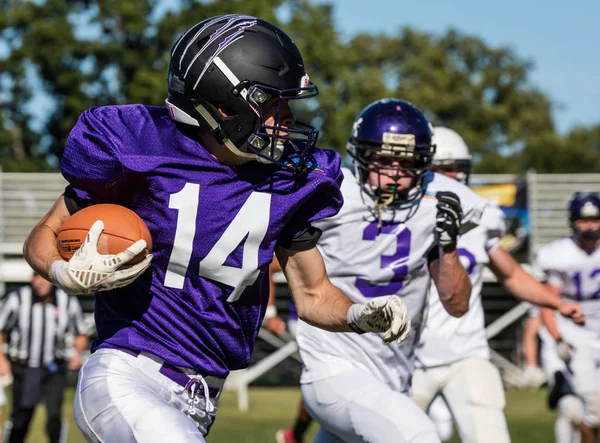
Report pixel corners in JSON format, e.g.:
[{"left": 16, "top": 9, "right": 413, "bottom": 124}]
[
  {"left": 277, "top": 225, "right": 323, "bottom": 251},
  {"left": 63, "top": 185, "right": 94, "bottom": 215}
]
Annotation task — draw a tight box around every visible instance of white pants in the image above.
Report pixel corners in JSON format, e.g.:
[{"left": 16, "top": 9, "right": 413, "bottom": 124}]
[
  {"left": 412, "top": 358, "right": 510, "bottom": 443},
  {"left": 427, "top": 397, "right": 454, "bottom": 442},
  {"left": 559, "top": 319, "right": 600, "bottom": 428},
  {"left": 301, "top": 369, "right": 440, "bottom": 443},
  {"left": 74, "top": 348, "right": 224, "bottom": 443},
  {"left": 555, "top": 396, "right": 583, "bottom": 443}
]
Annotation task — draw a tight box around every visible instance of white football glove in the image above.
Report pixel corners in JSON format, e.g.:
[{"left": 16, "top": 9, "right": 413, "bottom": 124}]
[
  {"left": 49, "top": 220, "right": 153, "bottom": 295},
  {"left": 347, "top": 295, "right": 411, "bottom": 344}
]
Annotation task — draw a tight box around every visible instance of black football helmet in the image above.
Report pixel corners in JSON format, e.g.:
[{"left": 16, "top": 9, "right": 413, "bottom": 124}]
[{"left": 166, "top": 15, "right": 319, "bottom": 172}]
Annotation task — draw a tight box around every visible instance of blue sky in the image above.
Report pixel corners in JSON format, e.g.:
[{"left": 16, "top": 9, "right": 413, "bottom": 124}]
[
  {"left": 317, "top": 0, "right": 599, "bottom": 134},
  {"left": 6, "top": 0, "right": 599, "bottom": 136}
]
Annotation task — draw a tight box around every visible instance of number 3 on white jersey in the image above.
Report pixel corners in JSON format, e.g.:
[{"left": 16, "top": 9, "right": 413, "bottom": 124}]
[{"left": 164, "top": 183, "right": 271, "bottom": 302}]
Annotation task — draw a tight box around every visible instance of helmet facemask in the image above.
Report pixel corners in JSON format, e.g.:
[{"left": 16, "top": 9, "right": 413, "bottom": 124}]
[
  {"left": 431, "top": 158, "right": 472, "bottom": 185},
  {"left": 241, "top": 81, "right": 319, "bottom": 169},
  {"left": 570, "top": 198, "right": 600, "bottom": 242},
  {"left": 349, "top": 138, "right": 435, "bottom": 226},
  {"left": 569, "top": 191, "right": 600, "bottom": 242}
]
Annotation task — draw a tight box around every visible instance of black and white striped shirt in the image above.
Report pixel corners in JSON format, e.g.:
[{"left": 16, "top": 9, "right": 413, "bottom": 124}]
[{"left": 0, "top": 286, "right": 86, "bottom": 368}]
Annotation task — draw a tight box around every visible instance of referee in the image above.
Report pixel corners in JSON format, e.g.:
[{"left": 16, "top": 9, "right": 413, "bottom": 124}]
[{"left": 0, "top": 272, "right": 88, "bottom": 443}]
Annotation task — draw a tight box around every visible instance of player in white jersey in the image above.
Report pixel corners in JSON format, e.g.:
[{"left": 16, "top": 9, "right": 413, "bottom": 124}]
[
  {"left": 527, "top": 304, "right": 584, "bottom": 443},
  {"left": 538, "top": 192, "right": 600, "bottom": 443},
  {"left": 297, "top": 99, "right": 484, "bottom": 443},
  {"left": 411, "top": 127, "right": 585, "bottom": 443}
]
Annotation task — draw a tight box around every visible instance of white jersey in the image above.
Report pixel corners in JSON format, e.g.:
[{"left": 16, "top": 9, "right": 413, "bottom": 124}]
[
  {"left": 416, "top": 203, "right": 506, "bottom": 367},
  {"left": 297, "top": 169, "right": 488, "bottom": 391},
  {"left": 536, "top": 238, "right": 600, "bottom": 339}
]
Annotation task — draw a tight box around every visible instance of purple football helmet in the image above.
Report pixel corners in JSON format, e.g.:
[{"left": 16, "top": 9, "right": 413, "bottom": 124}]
[
  {"left": 347, "top": 99, "right": 436, "bottom": 207},
  {"left": 569, "top": 191, "right": 600, "bottom": 240}
]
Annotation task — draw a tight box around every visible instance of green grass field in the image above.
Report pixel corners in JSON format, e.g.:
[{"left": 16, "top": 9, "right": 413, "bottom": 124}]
[{"left": 6, "top": 387, "right": 556, "bottom": 442}]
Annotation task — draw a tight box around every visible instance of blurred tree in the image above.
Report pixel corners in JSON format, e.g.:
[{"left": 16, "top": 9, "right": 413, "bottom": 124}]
[
  {"left": 0, "top": 0, "right": 598, "bottom": 173},
  {"left": 0, "top": 0, "right": 285, "bottom": 168},
  {"left": 520, "top": 124, "right": 600, "bottom": 173}
]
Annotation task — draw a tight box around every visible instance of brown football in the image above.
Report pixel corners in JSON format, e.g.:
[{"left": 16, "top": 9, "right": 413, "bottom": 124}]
[{"left": 57, "top": 204, "right": 152, "bottom": 265}]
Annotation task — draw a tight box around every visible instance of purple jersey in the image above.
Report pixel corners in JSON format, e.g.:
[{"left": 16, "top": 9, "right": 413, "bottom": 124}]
[{"left": 61, "top": 104, "right": 343, "bottom": 377}]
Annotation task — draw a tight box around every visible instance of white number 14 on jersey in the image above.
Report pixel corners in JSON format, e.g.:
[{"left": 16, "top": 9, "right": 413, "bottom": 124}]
[{"left": 163, "top": 183, "right": 271, "bottom": 302}]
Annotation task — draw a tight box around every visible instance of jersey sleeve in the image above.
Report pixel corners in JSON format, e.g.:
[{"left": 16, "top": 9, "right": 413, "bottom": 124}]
[
  {"left": 60, "top": 107, "right": 132, "bottom": 206},
  {"left": 480, "top": 203, "right": 507, "bottom": 254},
  {"left": 535, "top": 246, "right": 565, "bottom": 287},
  {"left": 277, "top": 149, "right": 344, "bottom": 250},
  {"left": 523, "top": 301, "right": 540, "bottom": 318}
]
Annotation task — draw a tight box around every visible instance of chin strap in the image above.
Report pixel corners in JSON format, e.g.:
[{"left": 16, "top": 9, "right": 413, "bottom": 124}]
[{"left": 194, "top": 103, "right": 283, "bottom": 164}]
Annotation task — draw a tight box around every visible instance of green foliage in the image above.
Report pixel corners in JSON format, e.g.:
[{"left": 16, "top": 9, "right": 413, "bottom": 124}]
[
  {"left": 2, "top": 387, "right": 557, "bottom": 442},
  {"left": 0, "top": 0, "right": 597, "bottom": 172}
]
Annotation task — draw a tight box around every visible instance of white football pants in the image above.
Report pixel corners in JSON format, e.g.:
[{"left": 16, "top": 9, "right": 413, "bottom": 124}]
[
  {"left": 74, "top": 348, "right": 224, "bottom": 443},
  {"left": 411, "top": 358, "right": 510, "bottom": 443},
  {"left": 301, "top": 368, "right": 440, "bottom": 443},
  {"left": 555, "top": 395, "right": 583, "bottom": 443},
  {"left": 427, "top": 396, "right": 454, "bottom": 442},
  {"left": 559, "top": 319, "right": 600, "bottom": 428}
]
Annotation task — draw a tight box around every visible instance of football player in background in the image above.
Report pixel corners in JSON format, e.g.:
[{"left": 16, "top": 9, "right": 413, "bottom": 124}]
[
  {"left": 296, "top": 98, "right": 486, "bottom": 443},
  {"left": 539, "top": 192, "right": 600, "bottom": 443},
  {"left": 529, "top": 304, "right": 584, "bottom": 443},
  {"left": 412, "top": 127, "right": 584, "bottom": 443},
  {"left": 22, "top": 16, "right": 411, "bottom": 443}
]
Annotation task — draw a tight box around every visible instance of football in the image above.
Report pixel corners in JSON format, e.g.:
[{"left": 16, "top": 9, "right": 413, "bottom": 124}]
[{"left": 57, "top": 204, "right": 152, "bottom": 265}]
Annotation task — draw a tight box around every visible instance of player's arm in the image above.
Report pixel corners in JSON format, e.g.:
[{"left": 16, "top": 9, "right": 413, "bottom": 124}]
[
  {"left": 24, "top": 195, "right": 150, "bottom": 295},
  {"left": 276, "top": 246, "right": 351, "bottom": 332},
  {"left": 539, "top": 283, "right": 573, "bottom": 361},
  {"left": 264, "top": 257, "right": 286, "bottom": 335},
  {"left": 429, "top": 191, "right": 471, "bottom": 317},
  {"left": 488, "top": 248, "right": 584, "bottom": 324},
  {"left": 275, "top": 246, "right": 411, "bottom": 343},
  {"left": 23, "top": 196, "right": 71, "bottom": 280},
  {"left": 429, "top": 251, "right": 471, "bottom": 317},
  {"left": 539, "top": 283, "right": 565, "bottom": 341},
  {"left": 522, "top": 313, "right": 541, "bottom": 367}
]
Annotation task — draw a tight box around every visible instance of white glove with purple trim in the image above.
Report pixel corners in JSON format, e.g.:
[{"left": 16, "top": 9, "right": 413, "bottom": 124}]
[
  {"left": 49, "top": 220, "right": 152, "bottom": 295},
  {"left": 347, "top": 295, "right": 411, "bottom": 344}
]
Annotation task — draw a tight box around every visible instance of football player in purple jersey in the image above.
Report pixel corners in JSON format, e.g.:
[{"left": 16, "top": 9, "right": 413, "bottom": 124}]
[{"left": 22, "top": 15, "right": 411, "bottom": 443}]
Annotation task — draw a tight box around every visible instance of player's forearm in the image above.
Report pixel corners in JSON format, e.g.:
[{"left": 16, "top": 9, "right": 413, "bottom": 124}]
[
  {"left": 500, "top": 266, "right": 563, "bottom": 309},
  {"left": 24, "top": 196, "right": 70, "bottom": 280},
  {"left": 540, "top": 307, "right": 561, "bottom": 340},
  {"left": 432, "top": 251, "right": 471, "bottom": 317},
  {"left": 293, "top": 281, "right": 354, "bottom": 333},
  {"left": 23, "top": 224, "right": 63, "bottom": 280},
  {"left": 522, "top": 316, "right": 541, "bottom": 366},
  {"left": 276, "top": 246, "right": 355, "bottom": 332}
]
